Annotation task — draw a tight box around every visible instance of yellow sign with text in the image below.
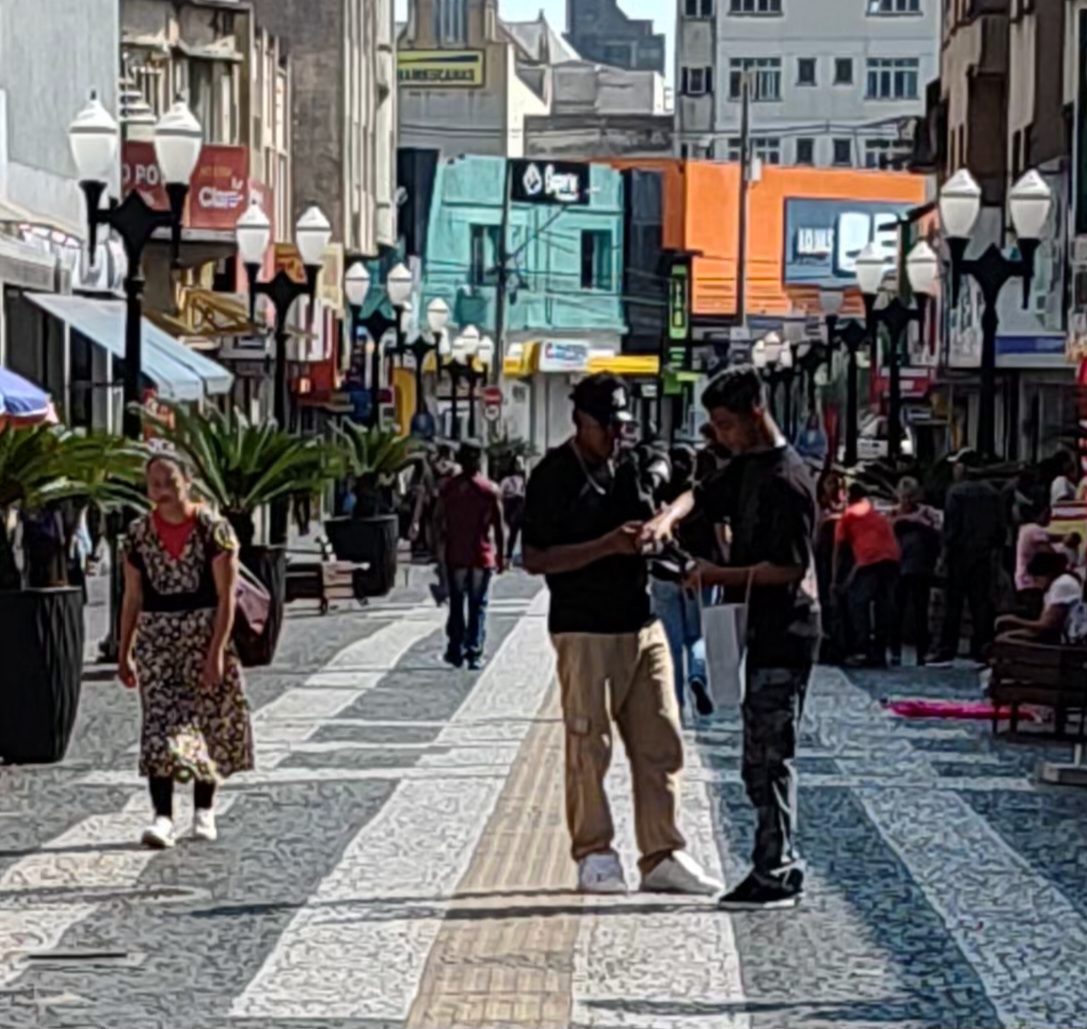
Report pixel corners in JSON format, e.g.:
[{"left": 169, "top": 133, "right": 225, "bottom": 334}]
[{"left": 398, "top": 50, "right": 484, "bottom": 88}]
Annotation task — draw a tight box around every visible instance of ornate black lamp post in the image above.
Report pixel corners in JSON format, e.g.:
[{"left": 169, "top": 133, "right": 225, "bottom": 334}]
[
  {"left": 343, "top": 260, "right": 414, "bottom": 428},
  {"left": 938, "top": 168, "right": 1054, "bottom": 458},
  {"left": 855, "top": 241, "right": 940, "bottom": 461},
  {"left": 235, "top": 199, "right": 331, "bottom": 544},
  {"left": 441, "top": 326, "right": 493, "bottom": 440},
  {"left": 819, "top": 286, "right": 869, "bottom": 468},
  {"left": 69, "top": 92, "right": 203, "bottom": 440},
  {"left": 752, "top": 333, "right": 795, "bottom": 435},
  {"left": 390, "top": 297, "right": 449, "bottom": 428}
]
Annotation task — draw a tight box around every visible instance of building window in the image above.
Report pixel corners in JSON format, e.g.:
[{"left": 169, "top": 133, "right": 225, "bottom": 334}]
[
  {"left": 729, "top": 0, "right": 782, "bottom": 12},
  {"left": 866, "top": 58, "right": 920, "bottom": 100},
  {"left": 796, "top": 137, "right": 815, "bottom": 164},
  {"left": 864, "top": 138, "right": 911, "bottom": 168},
  {"left": 685, "top": 0, "right": 715, "bottom": 16},
  {"left": 581, "top": 231, "right": 614, "bottom": 290},
  {"left": 868, "top": 0, "right": 921, "bottom": 12},
  {"left": 834, "top": 57, "right": 854, "bottom": 85},
  {"left": 729, "top": 57, "right": 782, "bottom": 101},
  {"left": 435, "top": 0, "right": 467, "bottom": 45},
  {"left": 727, "top": 136, "right": 782, "bottom": 164},
  {"left": 469, "top": 224, "right": 500, "bottom": 286},
  {"left": 604, "top": 43, "right": 632, "bottom": 65},
  {"left": 833, "top": 138, "right": 853, "bottom": 166},
  {"left": 797, "top": 58, "right": 817, "bottom": 86},
  {"left": 681, "top": 66, "right": 715, "bottom": 95}
]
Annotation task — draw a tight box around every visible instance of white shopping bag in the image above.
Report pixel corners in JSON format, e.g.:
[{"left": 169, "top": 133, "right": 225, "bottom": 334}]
[{"left": 701, "top": 573, "right": 753, "bottom": 708}]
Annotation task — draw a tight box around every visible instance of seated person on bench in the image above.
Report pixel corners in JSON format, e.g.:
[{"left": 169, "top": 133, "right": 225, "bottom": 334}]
[{"left": 994, "top": 551, "right": 1084, "bottom": 646}]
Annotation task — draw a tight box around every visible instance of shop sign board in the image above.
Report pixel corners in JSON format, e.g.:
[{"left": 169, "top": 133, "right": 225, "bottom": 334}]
[
  {"left": 510, "top": 160, "right": 591, "bottom": 206},
  {"left": 537, "top": 341, "right": 591, "bottom": 373},
  {"left": 398, "top": 50, "right": 484, "bottom": 87}
]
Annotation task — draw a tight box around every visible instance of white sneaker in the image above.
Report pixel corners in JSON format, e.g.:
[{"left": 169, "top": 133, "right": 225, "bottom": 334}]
[
  {"left": 577, "top": 852, "right": 628, "bottom": 894},
  {"left": 192, "top": 809, "right": 218, "bottom": 842},
  {"left": 140, "top": 816, "right": 176, "bottom": 850},
  {"left": 640, "top": 851, "right": 723, "bottom": 896}
]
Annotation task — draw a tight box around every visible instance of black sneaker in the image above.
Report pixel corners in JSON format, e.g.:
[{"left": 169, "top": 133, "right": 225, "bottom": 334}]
[
  {"left": 717, "top": 873, "right": 803, "bottom": 911},
  {"left": 467, "top": 656, "right": 484, "bottom": 671},
  {"left": 442, "top": 650, "right": 463, "bottom": 669},
  {"left": 689, "top": 677, "right": 715, "bottom": 717}
]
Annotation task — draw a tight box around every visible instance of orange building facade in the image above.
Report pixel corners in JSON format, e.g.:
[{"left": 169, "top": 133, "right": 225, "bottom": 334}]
[{"left": 606, "top": 160, "right": 929, "bottom": 326}]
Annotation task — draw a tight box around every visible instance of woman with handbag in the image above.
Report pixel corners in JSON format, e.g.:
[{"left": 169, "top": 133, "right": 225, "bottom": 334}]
[{"left": 118, "top": 449, "right": 255, "bottom": 849}]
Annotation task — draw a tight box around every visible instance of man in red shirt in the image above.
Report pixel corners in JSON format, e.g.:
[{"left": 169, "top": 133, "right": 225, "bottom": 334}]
[
  {"left": 435, "top": 441, "right": 506, "bottom": 670},
  {"left": 834, "top": 482, "right": 901, "bottom": 668}
]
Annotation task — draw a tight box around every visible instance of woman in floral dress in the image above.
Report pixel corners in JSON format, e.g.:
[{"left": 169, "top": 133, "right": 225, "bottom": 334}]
[{"left": 119, "top": 452, "right": 254, "bottom": 849}]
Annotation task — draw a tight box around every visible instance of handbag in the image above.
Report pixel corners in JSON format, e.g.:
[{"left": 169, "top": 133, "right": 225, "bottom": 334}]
[
  {"left": 701, "top": 570, "right": 755, "bottom": 709},
  {"left": 234, "top": 563, "right": 271, "bottom": 637}
]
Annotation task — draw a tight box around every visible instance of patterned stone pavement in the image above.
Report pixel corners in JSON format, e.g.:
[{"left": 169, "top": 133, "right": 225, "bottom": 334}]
[{"left": 4, "top": 568, "right": 1087, "bottom": 1029}]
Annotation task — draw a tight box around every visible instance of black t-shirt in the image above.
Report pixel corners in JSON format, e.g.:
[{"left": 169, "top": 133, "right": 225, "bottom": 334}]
[
  {"left": 522, "top": 442, "right": 655, "bottom": 635},
  {"left": 695, "top": 445, "right": 821, "bottom": 669}
]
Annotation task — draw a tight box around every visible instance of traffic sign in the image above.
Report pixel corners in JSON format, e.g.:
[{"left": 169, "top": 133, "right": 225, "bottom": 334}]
[
  {"left": 483, "top": 402, "right": 501, "bottom": 423},
  {"left": 482, "top": 385, "right": 503, "bottom": 406}
]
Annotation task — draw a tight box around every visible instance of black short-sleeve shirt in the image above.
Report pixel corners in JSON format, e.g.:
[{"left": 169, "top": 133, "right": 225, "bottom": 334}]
[
  {"left": 695, "top": 445, "right": 821, "bottom": 669},
  {"left": 522, "top": 443, "right": 655, "bottom": 635}
]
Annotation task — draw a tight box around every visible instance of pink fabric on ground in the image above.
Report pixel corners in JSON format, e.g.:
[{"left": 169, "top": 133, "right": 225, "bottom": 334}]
[{"left": 886, "top": 699, "right": 1042, "bottom": 722}]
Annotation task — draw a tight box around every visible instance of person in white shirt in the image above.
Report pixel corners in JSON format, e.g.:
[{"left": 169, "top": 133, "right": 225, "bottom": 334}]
[
  {"left": 995, "top": 551, "right": 1083, "bottom": 644},
  {"left": 1050, "top": 451, "right": 1080, "bottom": 506}
]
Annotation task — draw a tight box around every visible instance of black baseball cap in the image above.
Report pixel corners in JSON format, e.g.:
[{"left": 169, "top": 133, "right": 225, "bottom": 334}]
[{"left": 571, "top": 374, "right": 634, "bottom": 427}]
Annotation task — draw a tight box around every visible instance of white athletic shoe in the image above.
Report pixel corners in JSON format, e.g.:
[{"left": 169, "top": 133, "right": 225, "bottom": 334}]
[
  {"left": 640, "top": 851, "right": 723, "bottom": 896},
  {"left": 577, "top": 851, "right": 629, "bottom": 894},
  {"left": 192, "top": 809, "right": 218, "bottom": 842},
  {"left": 140, "top": 816, "right": 176, "bottom": 850}
]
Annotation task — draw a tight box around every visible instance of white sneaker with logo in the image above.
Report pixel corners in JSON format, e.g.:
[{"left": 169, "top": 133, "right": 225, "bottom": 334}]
[
  {"left": 140, "top": 816, "right": 176, "bottom": 850},
  {"left": 577, "top": 852, "right": 628, "bottom": 894},
  {"left": 192, "top": 809, "right": 218, "bottom": 842},
  {"left": 640, "top": 851, "right": 723, "bottom": 896}
]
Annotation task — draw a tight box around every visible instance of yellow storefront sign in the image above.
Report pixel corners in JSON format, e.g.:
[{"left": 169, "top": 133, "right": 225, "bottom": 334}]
[{"left": 398, "top": 50, "right": 484, "bottom": 88}]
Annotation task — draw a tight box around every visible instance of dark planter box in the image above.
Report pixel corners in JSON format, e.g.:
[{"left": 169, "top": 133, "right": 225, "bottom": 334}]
[
  {"left": 0, "top": 587, "right": 84, "bottom": 764},
  {"left": 324, "top": 515, "right": 398, "bottom": 597},
  {"left": 235, "top": 545, "right": 287, "bottom": 668}
]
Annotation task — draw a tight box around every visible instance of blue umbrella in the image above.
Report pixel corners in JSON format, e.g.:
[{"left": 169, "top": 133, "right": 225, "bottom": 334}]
[{"left": 0, "top": 366, "right": 51, "bottom": 421}]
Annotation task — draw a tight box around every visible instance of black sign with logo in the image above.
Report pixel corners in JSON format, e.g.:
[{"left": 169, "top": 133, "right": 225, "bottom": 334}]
[{"left": 509, "top": 159, "right": 591, "bottom": 206}]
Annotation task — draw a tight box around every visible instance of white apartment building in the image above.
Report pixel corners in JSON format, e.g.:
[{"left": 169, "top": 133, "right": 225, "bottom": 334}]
[{"left": 676, "top": 0, "right": 939, "bottom": 168}]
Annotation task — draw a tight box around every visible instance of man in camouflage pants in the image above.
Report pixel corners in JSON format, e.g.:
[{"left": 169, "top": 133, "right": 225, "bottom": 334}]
[{"left": 648, "top": 366, "right": 821, "bottom": 911}]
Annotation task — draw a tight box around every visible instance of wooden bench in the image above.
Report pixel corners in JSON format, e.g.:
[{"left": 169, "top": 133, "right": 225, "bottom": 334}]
[{"left": 989, "top": 639, "right": 1087, "bottom": 742}]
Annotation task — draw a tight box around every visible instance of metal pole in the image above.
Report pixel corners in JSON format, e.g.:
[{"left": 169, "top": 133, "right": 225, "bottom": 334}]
[
  {"left": 122, "top": 272, "right": 145, "bottom": 441},
  {"left": 845, "top": 346, "right": 859, "bottom": 467},
  {"left": 450, "top": 363, "right": 461, "bottom": 441},
  {"left": 735, "top": 74, "right": 751, "bottom": 332},
  {"left": 979, "top": 293, "right": 1000, "bottom": 459},
  {"left": 467, "top": 371, "right": 479, "bottom": 439},
  {"left": 888, "top": 325, "right": 903, "bottom": 461},
  {"left": 492, "top": 160, "right": 514, "bottom": 385}
]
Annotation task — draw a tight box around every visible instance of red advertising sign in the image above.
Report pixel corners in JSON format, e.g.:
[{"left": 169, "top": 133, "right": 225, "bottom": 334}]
[{"left": 122, "top": 142, "right": 251, "bottom": 231}]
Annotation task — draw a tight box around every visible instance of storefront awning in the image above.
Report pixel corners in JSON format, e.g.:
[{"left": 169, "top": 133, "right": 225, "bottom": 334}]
[
  {"left": 587, "top": 353, "right": 660, "bottom": 377},
  {"left": 26, "top": 293, "right": 233, "bottom": 402}
]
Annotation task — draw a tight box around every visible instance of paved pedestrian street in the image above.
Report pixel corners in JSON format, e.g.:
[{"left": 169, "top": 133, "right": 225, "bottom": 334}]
[{"left": 5, "top": 571, "right": 1087, "bottom": 1029}]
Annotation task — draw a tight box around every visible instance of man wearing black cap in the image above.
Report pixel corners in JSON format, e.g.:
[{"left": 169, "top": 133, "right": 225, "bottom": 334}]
[{"left": 521, "top": 373, "right": 721, "bottom": 896}]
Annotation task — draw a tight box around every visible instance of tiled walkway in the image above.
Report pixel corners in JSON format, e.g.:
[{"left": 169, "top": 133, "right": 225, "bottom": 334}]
[{"left": 3, "top": 571, "right": 1087, "bottom": 1029}]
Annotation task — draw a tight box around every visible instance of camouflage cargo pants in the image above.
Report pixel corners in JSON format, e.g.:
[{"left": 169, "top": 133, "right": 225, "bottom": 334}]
[{"left": 742, "top": 665, "right": 812, "bottom": 888}]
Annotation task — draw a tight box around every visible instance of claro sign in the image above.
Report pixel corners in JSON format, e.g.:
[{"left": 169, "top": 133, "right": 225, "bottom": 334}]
[{"left": 122, "top": 142, "right": 252, "bottom": 231}]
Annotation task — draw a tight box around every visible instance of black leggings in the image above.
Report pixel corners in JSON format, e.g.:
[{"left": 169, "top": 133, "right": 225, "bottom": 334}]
[{"left": 149, "top": 777, "right": 216, "bottom": 819}]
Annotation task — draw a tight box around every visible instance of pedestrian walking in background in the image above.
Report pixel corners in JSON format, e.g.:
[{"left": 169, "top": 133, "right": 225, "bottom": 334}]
[
  {"left": 795, "top": 412, "right": 828, "bottom": 465},
  {"left": 434, "top": 440, "right": 505, "bottom": 671},
  {"left": 834, "top": 483, "right": 900, "bottom": 668},
  {"left": 522, "top": 374, "right": 721, "bottom": 898},
  {"left": 499, "top": 455, "right": 527, "bottom": 565},
  {"left": 650, "top": 365, "right": 821, "bottom": 911},
  {"left": 118, "top": 450, "right": 254, "bottom": 850},
  {"left": 929, "top": 450, "right": 1005, "bottom": 669},
  {"left": 648, "top": 444, "right": 719, "bottom": 718},
  {"left": 890, "top": 477, "right": 942, "bottom": 667}
]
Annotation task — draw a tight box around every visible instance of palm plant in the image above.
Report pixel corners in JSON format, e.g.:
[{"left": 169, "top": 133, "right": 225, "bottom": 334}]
[
  {"left": 0, "top": 424, "right": 146, "bottom": 590},
  {"left": 334, "top": 421, "right": 422, "bottom": 518},
  {"left": 143, "top": 402, "right": 341, "bottom": 547}
]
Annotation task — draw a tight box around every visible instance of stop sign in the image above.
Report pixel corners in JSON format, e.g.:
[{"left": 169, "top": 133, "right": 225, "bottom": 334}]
[{"left": 481, "top": 385, "right": 503, "bottom": 406}]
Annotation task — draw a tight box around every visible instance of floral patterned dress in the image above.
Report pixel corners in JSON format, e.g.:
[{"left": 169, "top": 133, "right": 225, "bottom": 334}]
[{"left": 125, "top": 510, "right": 254, "bottom": 783}]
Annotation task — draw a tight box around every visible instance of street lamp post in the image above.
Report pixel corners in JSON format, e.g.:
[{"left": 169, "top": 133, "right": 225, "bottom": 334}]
[
  {"left": 343, "top": 260, "right": 414, "bottom": 429},
  {"left": 819, "top": 287, "right": 867, "bottom": 468},
  {"left": 235, "top": 199, "right": 331, "bottom": 544},
  {"left": 939, "top": 168, "right": 1053, "bottom": 458},
  {"left": 442, "top": 326, "right": 493, "bottom": 440},
  {"left": 69, "top": 92, "right": 203, "bottom": 441},
  {"left": 855, "top": 241, "right": 940, "bottom": 461}
]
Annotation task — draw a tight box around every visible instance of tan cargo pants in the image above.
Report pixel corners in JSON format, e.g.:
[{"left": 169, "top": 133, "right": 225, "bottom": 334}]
[{"left": 552, "top": 620, "right": 687, "bottom": 875}]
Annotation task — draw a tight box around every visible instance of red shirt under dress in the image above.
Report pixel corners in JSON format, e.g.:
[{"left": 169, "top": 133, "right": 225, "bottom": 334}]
[{"left": 441, "top": 474, "right": 501, "bottom": 570}]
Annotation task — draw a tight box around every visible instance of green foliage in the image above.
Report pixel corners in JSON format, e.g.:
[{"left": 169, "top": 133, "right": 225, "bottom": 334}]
[
  {"left": 486, "top": 433, "right": 535, "bottom": 481},
  {"left": 0, "top": 424, "right": 146, "bottom": 590},
  {"left": 333, "top": 422, "right": 422, "bottom": 517},
  {"left": 143, "top": 402, "right": 340, "bottom": 542}
]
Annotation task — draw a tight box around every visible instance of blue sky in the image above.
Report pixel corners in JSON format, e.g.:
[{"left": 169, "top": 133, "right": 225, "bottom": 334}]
[{"left": 394, "top": 0, "right": 674, "bottom": 81}]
